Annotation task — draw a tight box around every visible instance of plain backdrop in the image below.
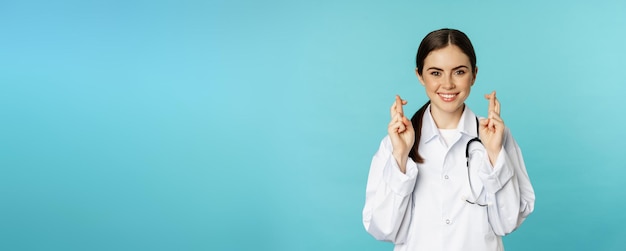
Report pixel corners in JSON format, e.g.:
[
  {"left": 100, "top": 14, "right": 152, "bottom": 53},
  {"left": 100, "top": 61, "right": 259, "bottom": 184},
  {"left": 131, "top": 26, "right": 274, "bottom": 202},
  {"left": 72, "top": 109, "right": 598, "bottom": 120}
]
[{"left": 1, "top": 0, "right": 626, "bottom": 250}]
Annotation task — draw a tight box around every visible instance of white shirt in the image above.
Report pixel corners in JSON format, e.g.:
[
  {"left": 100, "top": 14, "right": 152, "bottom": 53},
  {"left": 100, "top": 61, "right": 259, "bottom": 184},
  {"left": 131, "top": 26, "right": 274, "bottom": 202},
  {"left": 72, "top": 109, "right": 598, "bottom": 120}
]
[
  {"left": 438, "top": 128, "right": 457, "bottom": 148},
  {"left": 362, "top": 105, "right": 535, "bottom": 251}
]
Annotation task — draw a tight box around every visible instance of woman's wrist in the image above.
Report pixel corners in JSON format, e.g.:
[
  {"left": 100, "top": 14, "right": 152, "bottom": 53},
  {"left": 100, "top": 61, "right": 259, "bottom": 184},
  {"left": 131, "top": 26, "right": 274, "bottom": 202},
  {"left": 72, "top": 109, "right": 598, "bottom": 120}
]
[
  {"left": 486, "top": 147, "right": 500, "bottom": 167},
  {"left": 392, "top": 151, "right": 408, "bottom": 174}
]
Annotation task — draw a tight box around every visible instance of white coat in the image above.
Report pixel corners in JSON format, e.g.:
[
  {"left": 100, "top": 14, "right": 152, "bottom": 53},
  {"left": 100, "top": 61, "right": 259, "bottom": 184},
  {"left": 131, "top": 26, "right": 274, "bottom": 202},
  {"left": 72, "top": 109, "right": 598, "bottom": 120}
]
[{"left": 362, "top": 105, "right": 535, "bottom": 251}]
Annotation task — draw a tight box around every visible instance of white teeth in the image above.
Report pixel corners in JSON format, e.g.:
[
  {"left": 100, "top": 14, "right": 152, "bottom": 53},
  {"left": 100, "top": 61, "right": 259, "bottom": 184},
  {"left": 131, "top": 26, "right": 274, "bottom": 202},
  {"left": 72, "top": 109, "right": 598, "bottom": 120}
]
[{"left": 439, "top": 93, "right": 457, "bottom": 98}]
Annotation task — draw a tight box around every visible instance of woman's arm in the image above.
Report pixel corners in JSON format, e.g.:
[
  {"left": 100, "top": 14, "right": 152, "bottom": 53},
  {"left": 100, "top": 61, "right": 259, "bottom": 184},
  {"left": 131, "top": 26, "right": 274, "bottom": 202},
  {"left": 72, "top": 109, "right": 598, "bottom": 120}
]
[
  {"left": 362, "top": 136, "right": 418, "bottom": 244},
  {"left": 476, "top": 91, "right": 535, "bottom": 235},
  {"left": 478, "top": 128, "right": 536, "bottom": 236}
]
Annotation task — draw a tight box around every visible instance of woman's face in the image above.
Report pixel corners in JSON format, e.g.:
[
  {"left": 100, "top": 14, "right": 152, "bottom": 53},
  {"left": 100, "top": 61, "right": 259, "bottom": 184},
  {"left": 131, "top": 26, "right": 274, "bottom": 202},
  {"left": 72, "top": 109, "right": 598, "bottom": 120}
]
[{"left": 417, "top": 44, "right": 477, "bottom": 117}]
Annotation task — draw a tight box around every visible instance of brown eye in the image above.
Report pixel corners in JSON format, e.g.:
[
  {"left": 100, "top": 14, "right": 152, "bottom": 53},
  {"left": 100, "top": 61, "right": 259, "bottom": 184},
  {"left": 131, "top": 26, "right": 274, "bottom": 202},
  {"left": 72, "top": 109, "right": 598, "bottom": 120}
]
[
  {"left": 430, "top": 71, "right": 441, "bottom": 76},
  {"left": 455, "top": 70, "right": 465, "bottom": 75}
]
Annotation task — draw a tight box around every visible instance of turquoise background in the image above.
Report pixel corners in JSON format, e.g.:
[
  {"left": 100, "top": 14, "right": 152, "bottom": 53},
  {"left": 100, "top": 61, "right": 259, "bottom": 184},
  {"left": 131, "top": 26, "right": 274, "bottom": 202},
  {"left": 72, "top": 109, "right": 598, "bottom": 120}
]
[{"left": 1, "top": 0, "right": 625, "bottom": 250}]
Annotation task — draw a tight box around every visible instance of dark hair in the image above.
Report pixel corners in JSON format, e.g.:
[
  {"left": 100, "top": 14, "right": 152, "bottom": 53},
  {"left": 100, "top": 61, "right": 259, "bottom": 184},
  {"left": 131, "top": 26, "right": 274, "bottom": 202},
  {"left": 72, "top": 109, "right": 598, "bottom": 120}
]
[{"left": 409, "top": 28, "right": 477, "bottom": 163}]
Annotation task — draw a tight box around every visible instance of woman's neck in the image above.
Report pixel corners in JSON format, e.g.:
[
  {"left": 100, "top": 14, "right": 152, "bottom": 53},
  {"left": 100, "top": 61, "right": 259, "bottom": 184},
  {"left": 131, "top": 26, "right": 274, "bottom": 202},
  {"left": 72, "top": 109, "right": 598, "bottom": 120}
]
[{"left": 430, "top": 104, "right": 464, "bottom": 129}]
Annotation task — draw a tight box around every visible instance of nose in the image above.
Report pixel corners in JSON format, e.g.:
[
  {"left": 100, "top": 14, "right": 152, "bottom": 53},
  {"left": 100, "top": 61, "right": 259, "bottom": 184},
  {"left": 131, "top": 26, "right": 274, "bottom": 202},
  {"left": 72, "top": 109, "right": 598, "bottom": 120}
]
[{"left": 442, "top": 74, "right": 455, "bottom": 89}]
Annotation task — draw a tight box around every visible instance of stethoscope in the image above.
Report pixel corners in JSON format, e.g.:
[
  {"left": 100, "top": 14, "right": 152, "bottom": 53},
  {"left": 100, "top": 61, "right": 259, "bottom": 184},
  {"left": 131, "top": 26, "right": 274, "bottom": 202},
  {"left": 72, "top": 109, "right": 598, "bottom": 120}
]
[{"left": 464, "top": 117, "right": 487, "bottom": 207}]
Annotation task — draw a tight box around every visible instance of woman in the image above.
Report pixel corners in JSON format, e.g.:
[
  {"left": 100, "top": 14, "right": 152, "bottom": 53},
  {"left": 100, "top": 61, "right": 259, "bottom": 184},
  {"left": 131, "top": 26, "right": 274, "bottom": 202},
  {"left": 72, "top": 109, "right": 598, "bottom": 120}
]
[{"left": 362, "top": 29, "right": 535, "bottom": 251}]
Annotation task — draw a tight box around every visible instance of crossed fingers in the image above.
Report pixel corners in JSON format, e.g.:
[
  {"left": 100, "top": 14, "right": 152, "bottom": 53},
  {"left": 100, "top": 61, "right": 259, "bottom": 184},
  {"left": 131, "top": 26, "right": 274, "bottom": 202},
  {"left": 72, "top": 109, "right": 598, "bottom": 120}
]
[
  {"left": 484, "top": 91, "right": 502, "bottom": 130},
  {"left": 389, "top": 95, "right": 408, "bottom": 133}
]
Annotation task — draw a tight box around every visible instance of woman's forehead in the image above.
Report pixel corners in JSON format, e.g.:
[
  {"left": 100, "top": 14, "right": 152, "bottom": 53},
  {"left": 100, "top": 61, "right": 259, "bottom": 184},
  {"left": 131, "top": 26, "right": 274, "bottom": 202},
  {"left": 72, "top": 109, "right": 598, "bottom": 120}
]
[{"left": 423, "top": 45, "right": 471, "bottom": 69}]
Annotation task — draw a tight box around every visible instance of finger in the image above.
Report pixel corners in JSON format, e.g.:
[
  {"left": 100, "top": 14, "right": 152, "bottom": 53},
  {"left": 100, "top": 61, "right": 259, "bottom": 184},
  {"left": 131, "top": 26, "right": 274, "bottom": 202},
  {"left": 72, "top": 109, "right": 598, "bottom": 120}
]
[
  {"left": 479, "top": 118, "right": 489, "bottom": 127},
  {"left": 489, "top": 116, "right": 504, "bottom": 133},
  {"left": 479, "top": 118, "right": 493, "bottom": 134},
  {"left": 388, "top": 120, "right": 400, "bottom": 132},
  {"left": 390, "top": 99, "right": 398, "bottom": 119},
  {"left": 395, "top": 95, "right": 404, "bottom": 116},
  {"left": 488, "top": 110, "right": 506, "bottom": 131},
  {"left": 488, "top": 113, "right": 495, "bottom": 129},
  {"left": 388, "top": 123, "right": 401, "bottom": 136},
  {"left": 490, "top": 117, "right": 504, "bottom": 128},
  {"left": 489, "top": 111, "right": 504, "bottom": 124},
  {"left": 398, "top": 123, "right": 406, "bottom": 133},
  {"left": 484, "top": 91, "right": 495, "bottom": 116},
  {"left": 390, "top": 112, "right": 404, "bottom": 126},
  {"left": 479, "top": 118, "right": 490, "bottom": 131},
  {"left": 489, "top": 111, "right": 502, "bottom": 120},
  {"left": 403, "top": 116, "right": 413, "bottom": 129},
  {"left": 392, "top": 111, "right": 402, "bottom": 124},
  {"left": 389, "top": 120, "right": 406, "bottom": 133},
  {"left": 484, "top": 91, "right": 495, "bottom": 101},
  {"left": 494, "top": 96, "right": 501, "bottom": 116},
  {"left": 489, "top": 91, "right": 496, "bottom": 116}
]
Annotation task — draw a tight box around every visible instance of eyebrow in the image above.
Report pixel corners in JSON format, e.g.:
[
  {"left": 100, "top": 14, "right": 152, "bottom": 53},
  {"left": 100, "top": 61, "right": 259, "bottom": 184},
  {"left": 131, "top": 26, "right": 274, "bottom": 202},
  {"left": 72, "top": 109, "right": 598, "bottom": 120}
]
[{"left": 426, "top": 65, "right": 470, "bottom": 71}]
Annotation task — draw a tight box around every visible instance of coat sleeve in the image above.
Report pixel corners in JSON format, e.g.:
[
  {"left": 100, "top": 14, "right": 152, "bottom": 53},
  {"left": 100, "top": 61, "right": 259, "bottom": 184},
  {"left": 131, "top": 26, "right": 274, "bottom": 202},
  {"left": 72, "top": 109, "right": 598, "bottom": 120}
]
[
  {"left": 477, "top": 128, "right": 536, "bottom": 236},
  {"left": 362, "top": 136, "right": 419, "bottom": 244}
]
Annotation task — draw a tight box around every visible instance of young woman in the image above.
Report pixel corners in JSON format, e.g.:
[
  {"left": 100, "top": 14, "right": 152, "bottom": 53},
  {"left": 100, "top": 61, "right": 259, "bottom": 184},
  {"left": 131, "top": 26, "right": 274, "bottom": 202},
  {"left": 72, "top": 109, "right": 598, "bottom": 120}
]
[{"left": 362, "top": 29, "right": 535, "bottom": 251}]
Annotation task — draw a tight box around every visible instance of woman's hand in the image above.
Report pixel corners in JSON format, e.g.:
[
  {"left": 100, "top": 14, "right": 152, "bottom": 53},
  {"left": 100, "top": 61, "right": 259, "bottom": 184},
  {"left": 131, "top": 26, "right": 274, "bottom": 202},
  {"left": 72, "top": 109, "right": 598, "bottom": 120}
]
[
  {"left": 479, "top": 91, "right": 505, "bottom": 166},
  {"left": 388, "top": 95, "right": 415, "bottom": 173}
]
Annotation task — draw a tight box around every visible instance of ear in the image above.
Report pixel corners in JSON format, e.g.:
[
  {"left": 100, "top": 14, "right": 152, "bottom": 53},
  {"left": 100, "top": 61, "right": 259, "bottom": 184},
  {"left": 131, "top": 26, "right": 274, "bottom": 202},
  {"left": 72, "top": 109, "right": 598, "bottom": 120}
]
[
  {"left": 415, "top": 68, "right": 425, "bottom": 86},
  {"left": 471, "top": 66, "right": 478, "bottom": 86}
]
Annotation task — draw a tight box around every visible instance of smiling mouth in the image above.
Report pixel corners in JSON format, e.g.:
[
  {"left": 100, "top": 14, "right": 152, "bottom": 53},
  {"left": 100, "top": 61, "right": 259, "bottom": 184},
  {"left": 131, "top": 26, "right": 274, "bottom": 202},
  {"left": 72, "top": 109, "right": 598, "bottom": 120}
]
[{"left": 438, "top": 93, "right": 458, "bottom": 102}]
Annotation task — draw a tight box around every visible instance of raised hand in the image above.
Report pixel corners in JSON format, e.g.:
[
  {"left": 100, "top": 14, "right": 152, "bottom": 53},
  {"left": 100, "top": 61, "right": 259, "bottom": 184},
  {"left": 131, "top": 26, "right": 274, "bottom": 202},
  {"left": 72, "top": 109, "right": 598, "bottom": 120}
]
[
  {"left": 479, "top": 91, "right": 505, "bottom": 166},
  {"left": 388, "top": 95, "right": 415, "bottom": 173}
]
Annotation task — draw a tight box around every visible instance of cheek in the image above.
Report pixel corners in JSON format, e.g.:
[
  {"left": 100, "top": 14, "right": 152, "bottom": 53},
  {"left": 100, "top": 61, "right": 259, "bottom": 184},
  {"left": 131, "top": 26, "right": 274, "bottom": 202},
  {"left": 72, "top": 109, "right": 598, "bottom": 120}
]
[
  {"left": 422, "top": 76, "right": 438, "bottom": 87},
  {"left": 457, "top": 75, "right": 474, "bottom": 87},
  {"left": 423, "top": 81, "right": 439, "bottom": 91}
]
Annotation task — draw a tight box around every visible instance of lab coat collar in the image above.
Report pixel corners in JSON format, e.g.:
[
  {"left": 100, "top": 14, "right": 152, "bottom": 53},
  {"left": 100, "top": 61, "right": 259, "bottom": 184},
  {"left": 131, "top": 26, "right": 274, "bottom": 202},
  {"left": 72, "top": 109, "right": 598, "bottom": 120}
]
[{"left": 421, "top": 104, "right": 479, "bottom": 144}]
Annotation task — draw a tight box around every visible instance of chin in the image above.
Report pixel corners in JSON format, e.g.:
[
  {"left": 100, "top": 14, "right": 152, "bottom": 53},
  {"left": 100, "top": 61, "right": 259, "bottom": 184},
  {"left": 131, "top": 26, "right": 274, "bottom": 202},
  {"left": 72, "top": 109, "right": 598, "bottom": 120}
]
[{"left": 432, "top": 100, "right": 466, "bottom": 114}]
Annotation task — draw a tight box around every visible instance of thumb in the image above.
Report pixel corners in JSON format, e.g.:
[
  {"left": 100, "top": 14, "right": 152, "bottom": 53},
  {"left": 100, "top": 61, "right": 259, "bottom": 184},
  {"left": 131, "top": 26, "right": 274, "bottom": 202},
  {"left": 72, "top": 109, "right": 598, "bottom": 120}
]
[
  {"left": 479, "top": 118, "right": 489, "bottom": 127},
  {"left": 403, "top": 116, "right": 413, "bottom": 129}
]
